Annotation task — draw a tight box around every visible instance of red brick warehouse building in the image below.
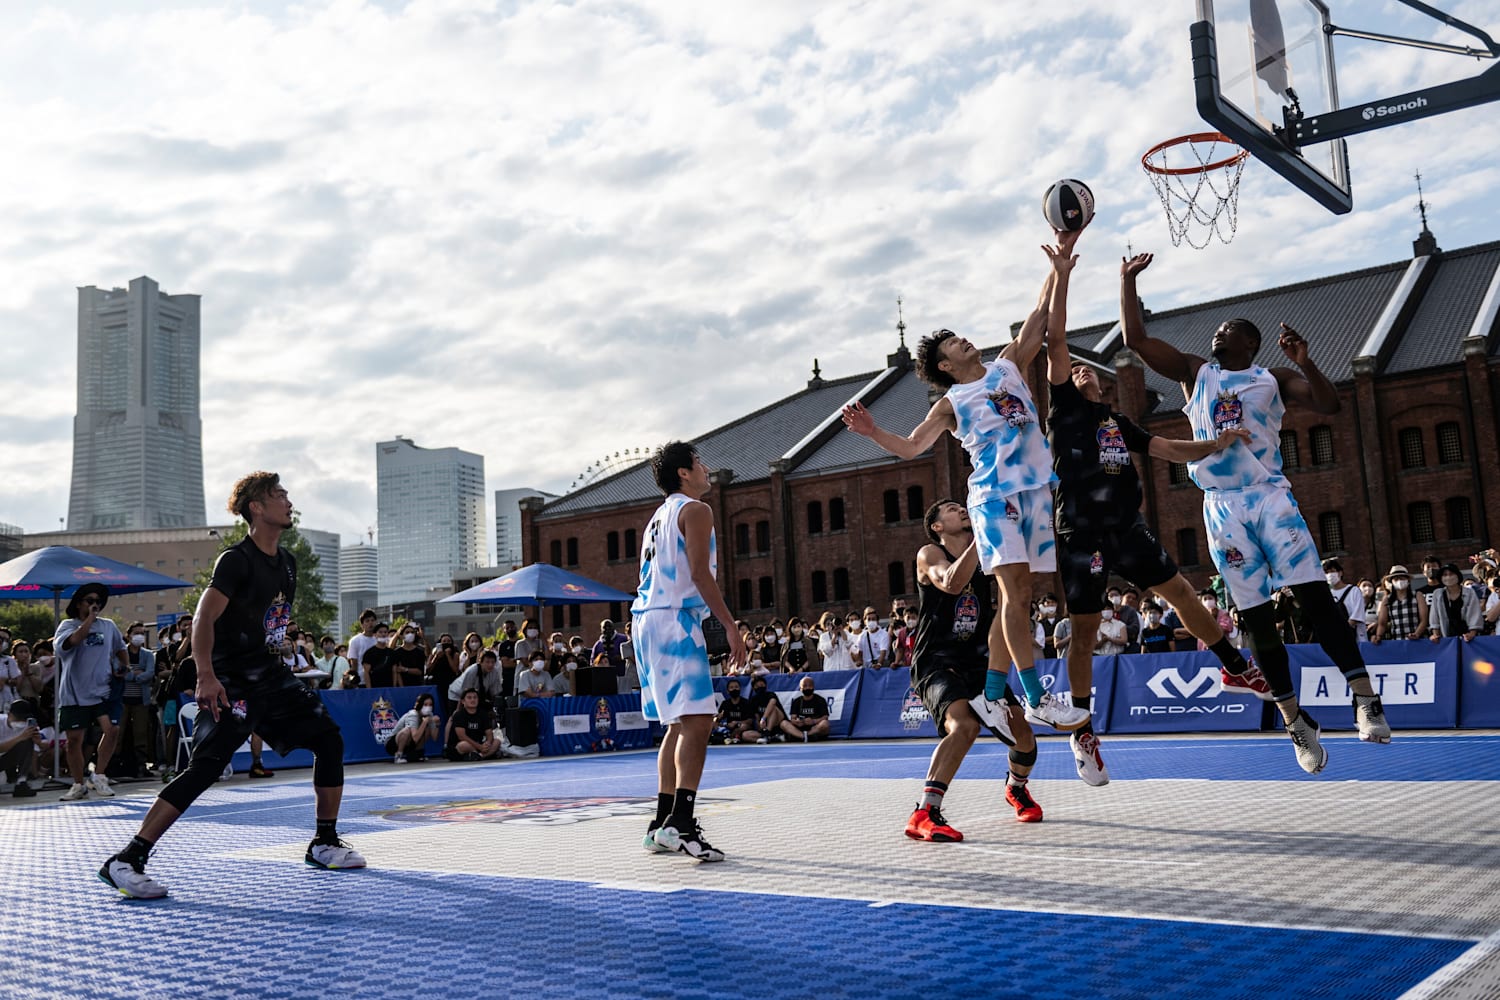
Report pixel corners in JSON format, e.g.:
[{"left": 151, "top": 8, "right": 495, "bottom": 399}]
[{"left": 521, "top": 231, "right": 1500, "bottom": 626}]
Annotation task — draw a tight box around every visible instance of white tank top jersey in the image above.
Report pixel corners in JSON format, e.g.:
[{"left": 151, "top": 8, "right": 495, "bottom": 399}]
[
  {"left": 945, "top": 357, "right": 1056, "bottom": 502},
  {"left": 631, "top": 493, "right": 716, "bottom": 614},
  {"left": 1182, "top": 361, "right": 1289, "bottom": 492}
]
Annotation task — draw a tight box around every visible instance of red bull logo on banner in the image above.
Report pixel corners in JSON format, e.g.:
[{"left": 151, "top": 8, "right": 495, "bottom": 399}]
[
  {"left": 899, "top": 686, "right": 930, "bottom": 731},
  {"left": 987, "top": 390, "right": 1032, "bottom": 427},
  {"left": 1211, "top": 390, "right": 1243, "bottom": 431},
  {"left": 370, "top": 697, "right": 399, "bottom": 744},
  {"left": 591, "top": 698, "right": 615, "bottom": 752}
]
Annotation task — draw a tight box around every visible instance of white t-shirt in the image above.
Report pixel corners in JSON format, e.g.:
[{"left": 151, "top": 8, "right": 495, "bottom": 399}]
[
  {"left": 858, "top": 626, "right": 889, "bottom": 667},
  {"left": 0, "top": 656, "right": 19, "bottom": 714},
  {"left": 818, "top": 631, "right": 855, "bottom": 672},
  {"left": 1333, "top": 584, "right": 1367, "bottom": 641},
  {"left": 348, "top": 633, "right": 378, "bottom": 670}
]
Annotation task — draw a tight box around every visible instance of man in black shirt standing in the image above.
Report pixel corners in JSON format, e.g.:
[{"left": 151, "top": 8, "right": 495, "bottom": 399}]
[
  {"left": 1041, "top": 244, "right": 1271, "bottom": 787},
  {"left": 906, "top": 499, "right": 1043, "bottom": 843},
  {"left": 99, "top": 472, "right": 364, "bottom": 899}
]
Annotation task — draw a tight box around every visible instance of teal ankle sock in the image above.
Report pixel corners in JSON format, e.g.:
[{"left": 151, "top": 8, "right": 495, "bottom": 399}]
[
  {"left": 1017, "top": 667, "right": 1045, "bottom": 707},
  {"left": 984, "top": 669, "right": 1008, "bottom": 700}
]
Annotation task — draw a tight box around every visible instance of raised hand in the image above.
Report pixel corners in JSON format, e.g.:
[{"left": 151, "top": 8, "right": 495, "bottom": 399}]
[
  {"left": 1278, "top": 322, "right": 1310, "bottom": 366},
  {"left": 1121, "top": 253, "right": 1153, "bottom": 279},
  {"left": 1042, "top": 243, "right": 1078, "bottom": 273},
  {"left": 841, "top": 401, "right": 875, "bottom": 436}
]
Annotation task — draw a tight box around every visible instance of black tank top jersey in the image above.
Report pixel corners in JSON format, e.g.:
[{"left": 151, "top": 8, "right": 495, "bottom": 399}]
[
  {"left": 913, "top": 545, "right": 993, "bottom": 665},
  {"left": 1046, "top": 377, "right": 1154, "bottom": 534},
  {"left": 207, "top": 536, "right": 297, "bottom": 679}
]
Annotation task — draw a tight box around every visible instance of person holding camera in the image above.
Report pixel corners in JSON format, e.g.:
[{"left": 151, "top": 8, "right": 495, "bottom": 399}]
[
  {"left": 426, "top": 633, "right": 460, "bottom": 696},
  {"left": 0, "top": 698, "right": 43, "bottom": 797},
  {"left": 815, "top": 612, "right": 854, "bottom": 671}
]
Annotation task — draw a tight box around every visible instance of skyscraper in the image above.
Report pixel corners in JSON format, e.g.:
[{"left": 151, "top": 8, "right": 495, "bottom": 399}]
[
  {"left": 376, "top": 437, "right": 485, "bottom": 607},
  {"left": 339, "top": 542, "right": 379, "bottom": 633},
  {"left": 494, "top": 487, "right": 558, "bottom": 568},
  {"left": 68, "top": 276, "right": 205, "bottom": 531},
  {"left": 299, "top": 527, "right": 342, "bottom": 633}
]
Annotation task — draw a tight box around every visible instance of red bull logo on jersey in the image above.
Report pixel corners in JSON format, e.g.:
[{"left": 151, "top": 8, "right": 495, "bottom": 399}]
[
  {"left": 263, "top": 594, "right": 291, "bottom": 652},
  {"left": 952, "top": 591, "right": 979, "bottom": 638},
  {"left": 1096, "top": 420, "right": 1130, "bottom": 473},
  {"left": 987, "top": 390, "right": 1033, "bottom": 427},
  {"left": 1004, "top": 500, "right": 1021, "bottom": 522},
  {"left": 370, "top": 697, "right": 399, "bottom": 744},
  {"left": 899, "top": 686, "right": 931, "bottom": 731},
  {"left": 1089, "top": 551, "right": 1104, "bottom": 575},
  {"left": 1222, "top": 546, "right": 1246, "bottom": 570},
  {"left": 1211, "top": 390, "right": 1243, "bottom": 431}
]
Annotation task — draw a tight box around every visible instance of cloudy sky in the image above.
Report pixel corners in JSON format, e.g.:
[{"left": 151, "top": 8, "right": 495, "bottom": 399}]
[{"left": 3, "top": 0, "right": 1498, "bottom": 555}]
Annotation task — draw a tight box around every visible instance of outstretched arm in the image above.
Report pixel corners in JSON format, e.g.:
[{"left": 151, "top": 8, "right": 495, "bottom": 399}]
[
  {"left": 1120, "top": 253, "right": 1204, "bottom": 393},
  {"left": 1148, "top": 427, "right": 1251, "bottom": 462},
  {"left": 842, "top": 397, "right": 955, "bottom": 460},
  {"left": 1003, "top": 229, "right": 1080, "bottom": 371},
  {"left": 1043, "top": 241, "right": 1079, "bottom": 386},
  {"left": 1271, "top": 323, "right": 1340, "bottom": 414}
]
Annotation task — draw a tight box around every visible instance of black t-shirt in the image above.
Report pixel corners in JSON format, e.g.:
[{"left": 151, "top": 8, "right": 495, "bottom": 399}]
[
  {"left": 748, "top": 689, "right": 776, "bottom": 715},
  {"left": 790, "top": 693, "right": 829, "bottom": 720},
  {"left": 495, "top": 637, "right": 517, "bottom": 661},
  {"left": 1139, "top": 624, "right": 1175, "bottom": 654},
  {"left": 363, "top": 645, "right": 394, "bottom": 688},
  {"left": 1047, "top": 377, "right": 1154, "bottom": 534},
  {"left": 389, "top": 645, "right": 426, "bottom": 681},
  {"left": 448, "top": 705, "right": 494, "bottom": 747},
  {"left": 913, "top": 545, "right": 993, "bottom": 668},
  {"left": 719, "top": 696, "right": 756, "bottom": 723},
  {"left": 207, "top": 538, "right": 297, "bottom": 679}
]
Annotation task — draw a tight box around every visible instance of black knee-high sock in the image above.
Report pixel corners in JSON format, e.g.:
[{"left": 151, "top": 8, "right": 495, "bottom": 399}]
[
  {"left": 654, "top": 792, "right": 673, "bottom": 825},
  {"left": 669, "top": 788, "right": 696, "bottom": 829},
  {"left": 1071, "top": 693, "right": 1093, "bottom": 736},
  {"left": 1208, "top": 636, "right": 1249, "bottom": 674},
  {"left": 1236, "top": 602, "right": 1295, "bottom": 702},
  {"left": 1291, "top": 582, "right": 1370, "bottom": 683}
]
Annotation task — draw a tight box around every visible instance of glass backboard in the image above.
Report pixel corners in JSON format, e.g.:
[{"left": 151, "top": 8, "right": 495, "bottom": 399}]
[{"left": 1193, "top": 0, "right": 1353, "bottom": 213}]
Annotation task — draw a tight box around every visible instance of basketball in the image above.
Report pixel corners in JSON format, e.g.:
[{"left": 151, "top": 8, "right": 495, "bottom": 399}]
[{"left": 1042, "top": 179, "right": 1095, "bottom": 231}]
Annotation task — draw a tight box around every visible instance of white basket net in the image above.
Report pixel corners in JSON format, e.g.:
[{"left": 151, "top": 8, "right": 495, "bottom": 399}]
[{"left": 1142, "top": 133, "right": 1248, "bottom": 249}]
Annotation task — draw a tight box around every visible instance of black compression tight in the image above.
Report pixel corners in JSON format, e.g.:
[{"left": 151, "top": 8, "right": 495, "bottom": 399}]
[
  {"left": 1289, "top": 582, "right": 1370, "bottom": 684},
  {"left": 158, "top": 729, "right": 345, "bottom": 812},
  {"left": 1235, "top": 602, "right": 1296, "bottom": 702}
]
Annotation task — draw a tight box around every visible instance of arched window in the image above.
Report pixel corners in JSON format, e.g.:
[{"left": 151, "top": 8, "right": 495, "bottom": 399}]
[
  {"left": 829, "top": 498, "right": 846, "bottom": 531},
  {"left": 1408, "top": 502, "right": 1435, "bottom": 545},
  {"left": 1446, "top": 497, "right": 1473, "bottom": 540},
  {"left": 906, "top": 485, "right": 925, "bottom": 520},
  {"left": 566, "top": 537, "right": 579, "bottom": 566},
  {"left": 549, "top": 539, "right": 562, "bottom": 565},
  {"left": 811, "top": 571, "right": 828, "bottom": 604},
  {"left": 832, "top": 567, "right": 851, "bottom": 601},
  {"left": 1279, "top": 429, "right": 1301, "bottom": 469},
  {"left": 606, "top": 531, "right": 620, "bottom": 561},
  {"left": 735, "top": 523, "right": 751, "bottom": 556},
  {"left": 1168, "top": 462, "right": 1189, "bottom": 485},
  {"left": 552, "top": 606, "right": 565, "bottom": 628},
  {"left": 1318, "top": 512, "right": 1344, "bottom": 552},
  {"left": 1398, "top": 428, "right": 1425, "bottom": 469},
  {"left": 1437, "top": 422, "right": 1464, "bottom": 465},
  {"left": 883, "top": 489, "right": 901, "bottom": 523},
  {"left": 1309, "top": 425, "right": 1334, "bottom": 466},
  {"left": 758, "top": 576, "right": 774, "bottom": 609},
  {"left": 887, "top": 561, "right": 906, "bottom": 596},
  {"left": 755, "top": 520, "right": 771, "bottom": 553},
  {"left": 568, "top": 605, "right": 580, "bottom": 627},
  {"left": 738, "top": 579, "right": 753, "bottom": 609},
  {"left": 807, "top": 501, "right": 824, "bottom": 535},
  {"left": 624, "top": 528, "right": 638, "bottom": 558},
  {"left": 1176, "top": 528, "right": 1199, "bottom": 567}
]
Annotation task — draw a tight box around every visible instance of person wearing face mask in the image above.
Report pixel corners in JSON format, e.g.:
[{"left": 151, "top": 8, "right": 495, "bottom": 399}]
[
  {"left": 1427, "top": 563, "right": 1482, "bottom": 642},
  {"left": 746, "top": 676, "right": 786, "bottom": 737},
  {"left": 426, "top": 633, "right": 460, "bottom": 696},
  {"left": 714, "top": 680, "right": 764, "bottom": 744},
  {"left": 118, "top": 623, "right": 158, "bottom": 778},
  {"left": 1093, "top": 606, "right": 1128, "bottom": 656},
  {"left": 389, "top": 626, "right": 427, "bottom": 687},
  {"left": 1195, "top": 591, "right": 1238, "bottom": 651},
  {"left": 858, "top": 608, "right": 891, "bottom": 669},
  {"left": 842, "top": 614, "right": 867, "bottom": 668},
  {"left": 360, "top": 623, "right": 394, "bottom": 688},
  {"left": 780, "top": 677, "right": 831, "bottom": 742},
  {"left": 817, "top": 613, "right": 856, "bottom": 672},
  {"left": 1032, "top": 595, "right": 1062, "bottom": 660},
  {"left": 386, "top": 693, "right": 440, "bottom": 763},
  {"left": 1358, "top": 579, "right": 1380, "bottom": 637},
  {"left": 779, "top": 618, "right": 821, "bottom": 673},
  {"left": 517, "top": 654, "right": 554, "bottom": 699},
  {"left": 514, "top": 619, "right": 543, "bottom": 668},
  {"left": 313, "top": 635, "right": 351, "bottom": 690},
  {"left": 1321, "top": 559, "right": 1366, "bottom": 642},
  {"left": 894, "top": 610, "right": 919, "bottom": 668},
  {"left": 457, "top": 631, "right": 485, "bottom": 671},
  {"left": 905, "top": 499, "right": 1044, "bottom": 841},
  {"left": 1373, "top": 566, "right": 1427, "bottom": 643},
  {"left": 551, "top": 655, "right": 577, "bottom": 696},
  {"left": 759, "top": 623, "right": 783, "bottom": 665},
  {"left": 1138, "top": 602, "right": 1176, "bottom": 654}
]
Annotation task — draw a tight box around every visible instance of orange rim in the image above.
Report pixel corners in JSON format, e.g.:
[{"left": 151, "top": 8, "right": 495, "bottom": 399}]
[{"left": 1141, "top": 132, "right": 1249, "bottom": 176}]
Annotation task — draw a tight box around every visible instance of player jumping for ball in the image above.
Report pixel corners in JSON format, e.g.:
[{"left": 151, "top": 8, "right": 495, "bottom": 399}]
[
  {"left": 906, "top": 499, "right": 1044, "bottom": 842},
  {"left": 634, "top": 441, "right": 749, "bottom": 862},
  {"left": 1121, "top": 253, "right": 1391, "bottom": 772},
  {"left": 843, "top": 236, "right": 1089, "bottom": 732},
  {"left": 99, "top": 473, "right": 364, "bottom": 899},
  {"left": 1039, "top": 242, "right": 1271, "bottom": 786}
]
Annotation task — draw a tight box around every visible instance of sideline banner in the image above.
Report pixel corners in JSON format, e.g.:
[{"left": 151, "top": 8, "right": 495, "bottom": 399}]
[
  {"left": 231, "top": 685, "right": 443, "bottom": 770},
  {"left": 1461, "top": 636, "right": 1500, "bottom": 728},
  {"left": 1108, "top": 651, "right": 1262, "bottom": 734},
  {"left": 849, "top": 667, "right": 938, "bottom": 739},
  {"left": 713, "top": 670, "right": 861, "bottom": 739},
  {"left": 527, "top": 693, "right": 658, "bottom": 757},
  {"left": 1279, "top": 639, "right": 1458, "bottom": 730},
  {"left": 1005, "top": 656, "right": 1117, "bottom": 736}
]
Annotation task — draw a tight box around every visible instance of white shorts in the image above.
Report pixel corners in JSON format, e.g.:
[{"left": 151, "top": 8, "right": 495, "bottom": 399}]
[
  {"left": 632, "top": 607, "right": 717, "bottom": 726},
  {"left": 970, "top": 487, "right": 1056, "bottom": 574},
  {"left": 1202, "top": 483, "right": 1325, "bottom": 610}
]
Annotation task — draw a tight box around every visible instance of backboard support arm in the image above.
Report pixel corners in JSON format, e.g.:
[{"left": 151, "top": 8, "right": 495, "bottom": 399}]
[{"left": 1292, "top": 61, "right": 1500, "bottom": 145}]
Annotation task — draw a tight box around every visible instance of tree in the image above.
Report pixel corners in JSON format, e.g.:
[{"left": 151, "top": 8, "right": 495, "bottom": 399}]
[
  {"left": 0, "top": 601, "right": 63, "bottom": 642},
  {"left": 182, "top": 518, "right": 337, "bottom": 636}
]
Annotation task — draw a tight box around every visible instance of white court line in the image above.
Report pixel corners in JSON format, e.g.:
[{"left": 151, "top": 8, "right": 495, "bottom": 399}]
[
  {"left": 954, "top": 842, "right": 1212, "bottom": 868},
  {"left": 1397, "top": 926, "right": 1500, "bottom": 999}
]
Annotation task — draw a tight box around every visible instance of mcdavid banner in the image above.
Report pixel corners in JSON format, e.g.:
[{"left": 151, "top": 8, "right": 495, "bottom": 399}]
[
  {"left": 1005, "top": 656, "right": 1116, "bottom": 735},
  {"left": 1280, "top": 639, "right": 1458, "bottom": 731},
  {"left": 1108, "top": 651, "right": 1263, "bottom": 734}
]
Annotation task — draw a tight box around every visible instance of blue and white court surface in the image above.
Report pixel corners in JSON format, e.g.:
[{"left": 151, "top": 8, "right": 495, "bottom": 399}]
[{"left": 5, "top": 732, "right": 1499, "bottom": 1000}]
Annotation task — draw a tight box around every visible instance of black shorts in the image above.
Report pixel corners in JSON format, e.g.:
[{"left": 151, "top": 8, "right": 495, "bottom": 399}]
[
  {"left": 913, "top": 652, "right": 1019, "bottom": 740},
  {"left": 1058, "top": 515, "right": 1178, "bottom": 615},
  {"left": 192, "top": 670, "right": 341, "bottom": 760}
]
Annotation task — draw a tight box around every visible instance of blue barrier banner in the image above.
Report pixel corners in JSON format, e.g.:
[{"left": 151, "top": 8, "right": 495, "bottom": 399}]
[
  {"left": 848, "top": 667, "right": 938, "bottom": 739},
  {"left": 1460, "top": 636, "right": 1500, "bottom": 728},
  {"left": 231, "top": 685, "right": 443, "bottom": 769},
  {"left": 1005, "top": 657, "right": 1117, "bottom": 735},
  {"left": 1108, "top": 651, "right": 1263, "bottom": 734},
  {"left": 526, "top": 693, "right": 659, "bottom": 757},
  {"left": 1281, "top": 640, "right": 1458, "bottom": 730},
  {"left": 713, "top": 670, "right": 861, "bottom": 738}
]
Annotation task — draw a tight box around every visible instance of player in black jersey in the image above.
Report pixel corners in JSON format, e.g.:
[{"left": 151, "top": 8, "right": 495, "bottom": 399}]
[
  {"left": 1040, "top": 244, "right": 1272, "bottom": 787},
  {"left": 906, "top": 499, "right": 1043, "bottom": 842},
  {"left": 99, "top": 473, "right": 364, "bottom": 899}
]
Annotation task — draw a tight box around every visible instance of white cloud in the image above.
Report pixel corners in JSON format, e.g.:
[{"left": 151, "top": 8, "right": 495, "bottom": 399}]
[{"left": 1, "top": 0, "right": 1497, "bottom": 553}]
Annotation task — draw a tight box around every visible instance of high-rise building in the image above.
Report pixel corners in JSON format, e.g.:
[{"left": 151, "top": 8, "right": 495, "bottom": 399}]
[
  {"left": 299, "top": 528, "right": 342, "bottom": 633},
  {"left": 376, "top": 437, "right": 485, "bottom": 607},
  {"left": 339, "top": 542, "right": 379, "bottom": 636},
  {"left": 68, "top": 276, "right": 205, "bottom": 531},
  {"left": 494, "top": 487, "right": 558, "bottom": 568}
]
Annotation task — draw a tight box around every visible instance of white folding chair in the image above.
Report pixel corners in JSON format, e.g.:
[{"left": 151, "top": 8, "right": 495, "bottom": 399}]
[{"left": 173, "top": 702, "right": 199, "bottom": 774}]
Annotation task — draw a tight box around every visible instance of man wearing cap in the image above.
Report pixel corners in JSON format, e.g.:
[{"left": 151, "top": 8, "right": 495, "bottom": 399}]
[
  {"left": 1373, "top": 566, "right": 1427, "bottom": 644},
  {"left": 54, "top": 582, "right": 126, "bottom": 800}
]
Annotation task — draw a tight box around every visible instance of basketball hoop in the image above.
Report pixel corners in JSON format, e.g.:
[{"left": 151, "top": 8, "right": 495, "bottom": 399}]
[{"left": 1141, "top": 132, "right": 1249, "bottom": 249}]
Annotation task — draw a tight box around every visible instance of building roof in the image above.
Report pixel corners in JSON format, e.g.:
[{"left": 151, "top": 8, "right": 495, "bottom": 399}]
[
  {"left": 789, "top": 365, "right": 937, "bottom": 479},
  {"left": 1386, "top": 243, "right": 1500, "bottom": 374}
]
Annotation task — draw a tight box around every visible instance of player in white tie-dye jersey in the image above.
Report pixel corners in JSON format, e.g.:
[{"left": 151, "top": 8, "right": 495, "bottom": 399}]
[
  {"left": 631, "top": 441, "right": 747, "bottom": 863},
  {"left": 1122, "top": 252, "right": 1391, "bottom": 775},
  {"left": 841, "top": 235, "right": 1089, "bottom": 735}
]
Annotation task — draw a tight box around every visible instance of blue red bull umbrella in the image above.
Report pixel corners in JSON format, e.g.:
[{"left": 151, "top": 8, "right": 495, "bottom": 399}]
[
  {"left": 440, "top": 563, "right": 634, "bottom": 606},
  {"left": 0, "top": 545, "right": 194, "bottom": 610}
]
